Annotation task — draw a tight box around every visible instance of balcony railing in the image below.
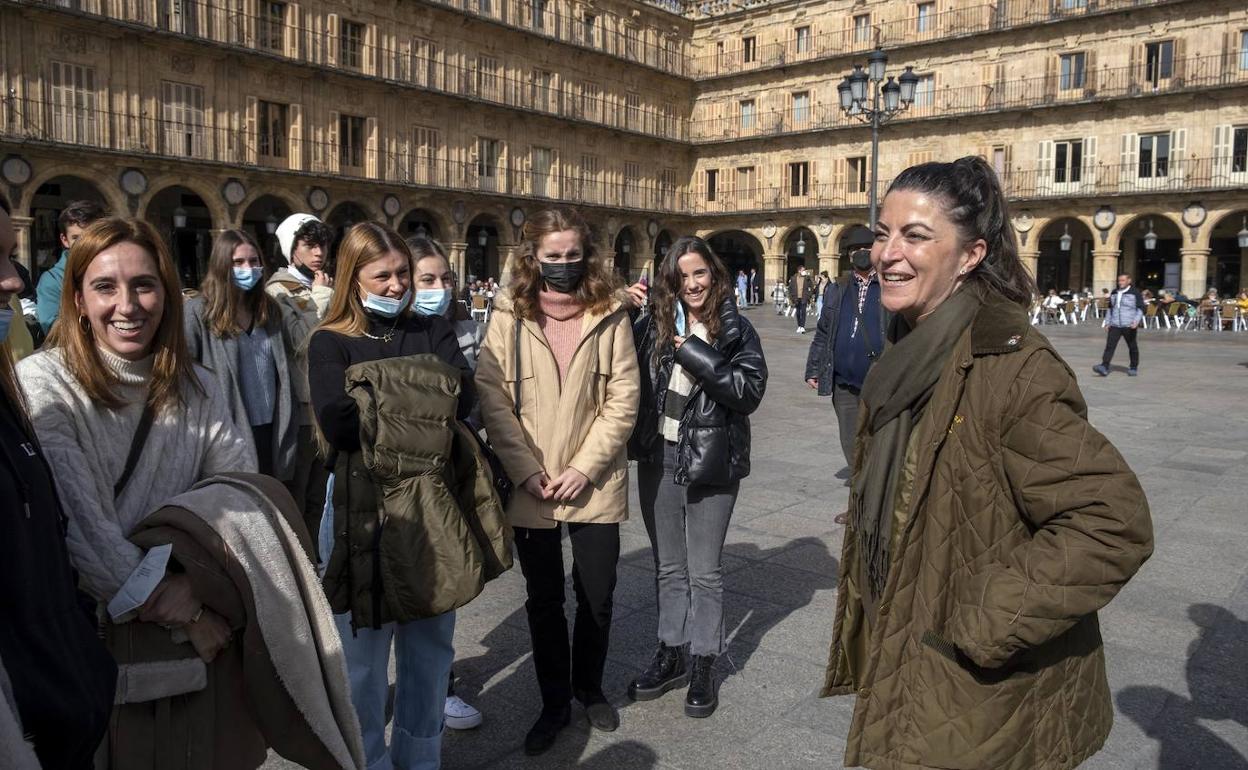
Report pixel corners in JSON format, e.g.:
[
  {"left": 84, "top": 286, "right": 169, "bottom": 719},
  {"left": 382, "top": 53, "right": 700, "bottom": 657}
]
[
  {"left": 692, "top": 52, "right": 1248, "bottom": 143},
  {"left": 10, "top": 0, "right": 690, "bottom": 140},
  {"left": 688, "top": 0, "right": 1181, "bottom": 77},
  {"left": 0, "top": 95, "right": 689, "bottom": 213},
  {"left": 688, "top": 157, "right": 1244, "bottom": 215}
]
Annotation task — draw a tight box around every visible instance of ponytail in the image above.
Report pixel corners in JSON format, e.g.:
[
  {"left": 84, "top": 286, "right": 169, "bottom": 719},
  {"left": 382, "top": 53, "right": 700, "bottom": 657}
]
[{"left": 887, "top": 156, "right": 1036, "bottom": 306}]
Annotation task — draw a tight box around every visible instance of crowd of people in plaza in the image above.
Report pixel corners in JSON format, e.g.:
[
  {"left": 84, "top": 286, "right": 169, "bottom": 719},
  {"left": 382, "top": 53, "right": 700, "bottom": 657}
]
[{"left": 1, "top": 155, "right": 1154, "bottom": 770}]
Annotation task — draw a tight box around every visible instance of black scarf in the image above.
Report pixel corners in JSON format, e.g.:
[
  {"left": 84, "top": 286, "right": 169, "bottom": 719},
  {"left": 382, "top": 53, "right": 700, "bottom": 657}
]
[{"left": 850, "top": 288, "right": 981, "bottom": 607}]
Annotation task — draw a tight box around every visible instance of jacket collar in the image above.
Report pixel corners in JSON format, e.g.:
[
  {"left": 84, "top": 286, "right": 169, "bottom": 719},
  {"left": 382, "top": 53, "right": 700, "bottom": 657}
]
[
  {"left": 494, "top": 289, "right": 624, "bottom": 344},
  {"left": 969, "top": 294, "right": 1031, "bottom": 356},
  {"left": 709, "top": 298, "right": 743, "bottom": 351}
]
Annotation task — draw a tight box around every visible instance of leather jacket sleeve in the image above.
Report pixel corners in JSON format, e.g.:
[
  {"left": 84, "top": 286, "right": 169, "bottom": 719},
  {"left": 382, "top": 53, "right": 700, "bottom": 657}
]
[{"left": 673, "top": 324, "right": 767, "bottom": 416}]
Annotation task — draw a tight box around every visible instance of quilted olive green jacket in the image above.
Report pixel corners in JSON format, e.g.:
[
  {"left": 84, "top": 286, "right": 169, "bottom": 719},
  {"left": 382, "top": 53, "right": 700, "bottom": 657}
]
[
  {"left": 823, "top": 295, "right": 1153, "bottom": 770},
  {"left": 322, "top": 354, "right": 513, "bottom": 629}
]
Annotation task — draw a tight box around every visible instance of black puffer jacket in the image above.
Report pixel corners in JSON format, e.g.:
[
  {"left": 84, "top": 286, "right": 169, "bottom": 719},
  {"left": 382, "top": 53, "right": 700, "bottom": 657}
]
[{"left": 629, "top": 299, "right": 767, "bottom": 486}]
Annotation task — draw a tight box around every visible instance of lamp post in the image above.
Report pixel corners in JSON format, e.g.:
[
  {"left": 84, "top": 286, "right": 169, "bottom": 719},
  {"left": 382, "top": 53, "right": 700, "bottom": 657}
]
[{"left": 837, "top": 48, "right": 919, "bottom": 227}]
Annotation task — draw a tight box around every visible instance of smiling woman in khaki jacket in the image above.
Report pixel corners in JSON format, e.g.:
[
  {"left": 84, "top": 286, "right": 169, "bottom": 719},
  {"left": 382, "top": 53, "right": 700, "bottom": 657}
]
[{"left": 477, "top": 207, "right": 639, "bottom": 757}]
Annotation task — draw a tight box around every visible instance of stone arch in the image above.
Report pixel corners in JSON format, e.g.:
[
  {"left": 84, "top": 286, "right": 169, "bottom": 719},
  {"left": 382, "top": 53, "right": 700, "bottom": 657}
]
[
  {"left": 782, "top": 226, "right": 819, "bottom": 278},
  {"left": 465, "top": 212, "right": 506, "bottom": 283},
  {"left": 139, "top": 176, "right": 228, "bottom": 230},
  {"left": 236, "top": 188, "right": 303, "bottom": 226},
  {"left": 706, "top": 230, "right": 764, "bottom": 277},
  {"left": 613, "top": 226, "right": 639, "bottom": 280},
  {"left": 1207, "top": 209, "right": 1248, "bottom": 296},
  {"left": 397, "top": 207, "right": 453, "bottom": 242},
  {"left": 462, "top": 206, "right": 514, "bottom": 246},
  {"left": 324, "top": 201, "right": 372, "bottom": 266},
  {"left": 143, "top": 184, "right": 218, "bottom": 288},
  {"left": 20, "top": 165, "right": 126, "bottom": 216},
  {"left": 1113, "top": 213, "right": 1184, "bottom": 293},
  {"left": 1036, "top": 217, "right": 1097, "bottom": 293},
  {"left": 23, "top": 173, "right": 117, "bottom": 282},
  {"left": 240, "top": 195, "right": 296, "bottom": 266}
]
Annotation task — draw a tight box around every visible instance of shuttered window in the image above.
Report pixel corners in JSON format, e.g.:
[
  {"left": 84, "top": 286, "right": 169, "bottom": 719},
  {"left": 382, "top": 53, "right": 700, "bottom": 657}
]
[
  {"left": 48, "top": 61, "right": 98, "bottom": 144},
  {"left": 161, "top": 80, "right": 205, "bottom": 158}
]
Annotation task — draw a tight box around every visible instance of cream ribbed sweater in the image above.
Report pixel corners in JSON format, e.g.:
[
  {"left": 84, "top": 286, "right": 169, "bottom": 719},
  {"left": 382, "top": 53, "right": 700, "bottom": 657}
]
[{"left": 16, "top": 346, "right": 256, "bottom": 601}]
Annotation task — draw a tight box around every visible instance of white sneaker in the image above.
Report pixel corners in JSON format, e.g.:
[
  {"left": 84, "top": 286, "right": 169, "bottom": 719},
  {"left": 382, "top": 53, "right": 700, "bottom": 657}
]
[{"left": 444, "top": 695, "right": 483, "bottom": 730}]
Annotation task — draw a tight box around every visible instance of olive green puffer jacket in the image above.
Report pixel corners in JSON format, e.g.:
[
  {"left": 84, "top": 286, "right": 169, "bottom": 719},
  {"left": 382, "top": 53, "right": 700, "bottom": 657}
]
[
  {"left": 823, "top": 295, "right": 1153, "bottom": 770},
  {"left": 322, "top": 354, "right": 512, "bottom": 629}
]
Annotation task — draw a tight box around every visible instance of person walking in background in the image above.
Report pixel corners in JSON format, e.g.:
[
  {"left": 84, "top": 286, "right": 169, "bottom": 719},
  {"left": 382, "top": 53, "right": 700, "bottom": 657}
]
[
  {"left": 35, "top": 200, "right": 107, "bottom": 336},
  {"left": 804, "top": 226, "right": 885, "bottom": 525},
  {"left": 824, "top": 157, "right": 1152, "bottom": 770},
  {"left": 814, "top": 270, "right": 830, "bottom": 320},
  {"left": 735, "top": 269, "right": 749, "bottom": 308},
  {"left": 184, "top": 229, "right": 297, "bottom": 479},
  {"left": 626, "top": 236, "right": 767, "bottom": 719},
  {"left": 788, "top": 265, "right": 814, "bottom": 333},
  {"left": 266, "top": 213, "right": 335, "bottom": 554},
  {"left": 310, "top": 223, "right": 477, "bottom": 770},
  {"left": 476, "top": 208, "right": 639, "bottom": 756},
  {"left": 749, "top": 267, "right": 759, "bottom": 305},
  {"left": 1093, "top": 273, "right": 1143, "bottom": 377},
  {"left": 0, "top": 191, "right": 116, "bottom": 770}
]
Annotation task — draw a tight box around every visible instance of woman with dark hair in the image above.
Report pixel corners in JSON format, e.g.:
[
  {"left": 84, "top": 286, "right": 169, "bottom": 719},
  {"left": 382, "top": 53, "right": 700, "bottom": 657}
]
[
  {"left": 476, "top": 207, "right": 639, "bottom": 755},
  {"left": 184, "top": 229, "right": 297, "bottom": 478},
  {"left": 0, "top": 192, "right": 116, "bottom": 769},
  {"left": 625, "top": 236, "right": 766, "bottom": 718},
  {"left": 822, "top": 157, "right": 1153, "bottom": 770}
]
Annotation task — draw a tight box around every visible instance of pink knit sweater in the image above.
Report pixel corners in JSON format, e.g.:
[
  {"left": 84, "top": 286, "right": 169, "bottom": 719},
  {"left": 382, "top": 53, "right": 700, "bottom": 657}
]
[{"left": 536, "top": 289, "right": 586, "bottom": 386}]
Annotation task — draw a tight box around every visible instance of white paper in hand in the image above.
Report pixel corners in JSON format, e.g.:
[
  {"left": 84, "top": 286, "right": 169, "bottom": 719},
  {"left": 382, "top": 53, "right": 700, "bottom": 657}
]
[{"left": 107, "top": 544, "right": 173, "bottom": 622}]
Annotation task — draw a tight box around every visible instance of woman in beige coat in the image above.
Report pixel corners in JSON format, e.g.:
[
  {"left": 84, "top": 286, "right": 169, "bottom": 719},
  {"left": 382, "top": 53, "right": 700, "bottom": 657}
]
[{"left": 477, "top": 207, "right": 639, "bottom": 756}]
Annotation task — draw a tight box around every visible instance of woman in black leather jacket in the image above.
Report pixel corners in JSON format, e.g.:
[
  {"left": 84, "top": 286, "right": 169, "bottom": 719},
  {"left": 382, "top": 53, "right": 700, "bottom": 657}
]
[{"left": 625, "top": 236, "right": 767, "bottom": 718}]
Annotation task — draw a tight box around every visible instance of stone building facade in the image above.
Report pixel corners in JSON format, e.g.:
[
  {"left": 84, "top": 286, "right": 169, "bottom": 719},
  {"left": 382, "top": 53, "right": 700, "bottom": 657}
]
[{"left": 1, "top": 0, "right": 1245, "bottom": 297}]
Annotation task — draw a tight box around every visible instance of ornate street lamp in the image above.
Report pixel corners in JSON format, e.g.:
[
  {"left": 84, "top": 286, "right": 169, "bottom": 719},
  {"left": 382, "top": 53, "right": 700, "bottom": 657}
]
[
  {"left": 172, "top": 207, "right": 188, "bottom": 230},
  {"left": 837, "top": 49, "right": 918, "bottom": 226},
  {"left": 1059, "top": 223, "right": 1072, "bottom": 252},
  {"left": 477, "top": 229, "right": 489, "bottom": 247},
  {"left": 264, "top": 213, "right": 278, "bottom": 235},
  {"left": 1238, "top": 215, "right": 1248, "bottom": 249},
  {"left": 1143, "top": 219, "right": 1158, "bottom": 251},
  {"left": 795, "top": 232, "right": 806, "bottom": 256}
]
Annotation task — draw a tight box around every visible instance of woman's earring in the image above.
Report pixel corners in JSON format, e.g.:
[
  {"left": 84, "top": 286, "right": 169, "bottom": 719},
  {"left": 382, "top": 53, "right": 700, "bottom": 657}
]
[{"left": 78, "top": 315, "right": 91, "bottom": 334}]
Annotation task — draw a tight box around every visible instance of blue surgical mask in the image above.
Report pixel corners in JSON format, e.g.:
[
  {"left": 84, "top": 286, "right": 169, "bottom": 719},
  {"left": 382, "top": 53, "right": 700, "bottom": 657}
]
[
  {"left": 362, "top": 289, "right": 411, "bottom": 318},
  {"left": 232, "top": 266, "right": 263, "bottom": 291},
  {"left": 0, "top": 307, "right": 12, "bottom": 342},
  {"left": 412, "top": 288, "right": 453, "bottom": 317}
]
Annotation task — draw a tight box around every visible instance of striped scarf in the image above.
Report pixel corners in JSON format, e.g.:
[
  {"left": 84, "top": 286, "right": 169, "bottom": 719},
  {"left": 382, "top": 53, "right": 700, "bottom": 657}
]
[{"left": 660, "top": 320, "right": 708, "bottom": 442}]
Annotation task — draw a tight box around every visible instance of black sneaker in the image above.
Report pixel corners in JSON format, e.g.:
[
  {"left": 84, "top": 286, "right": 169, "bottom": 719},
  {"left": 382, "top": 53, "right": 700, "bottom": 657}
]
[
  {"left": 628, "top": 642, "right": 690, "bottom": 702},
  {"left": 685, "top": 654, "right": 719, "bottom": 718},
  {"left": 523, "top": 705, "right": 571, "bottom": 756},
  {"left": 574, "top": 689, "right": 619, "bottom": 732}
]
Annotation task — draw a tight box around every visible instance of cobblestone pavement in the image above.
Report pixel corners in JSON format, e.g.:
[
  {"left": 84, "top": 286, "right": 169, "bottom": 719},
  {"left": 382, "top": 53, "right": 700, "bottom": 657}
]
[{"left": 267, "top": 307, "right": 1248, "bottom": 770}]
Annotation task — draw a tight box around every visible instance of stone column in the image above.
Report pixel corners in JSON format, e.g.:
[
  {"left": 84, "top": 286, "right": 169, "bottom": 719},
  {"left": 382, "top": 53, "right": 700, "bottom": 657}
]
[
  {"left": 448, "top": 242, "right": 468, "bottom": 286},
  {"left": 817, "top": 253, "right": 838, "bottom": 278},
  {"left": 499, "top": 245, "right": 520, "bottom": 284},
  {"left": 1091, "top": 249, "right": 1120, "bottom": 295},
  {"left": 1018, "top": 248, "right": 1040, "bottom": 285},
  {"left": 10, "top": 216, "right": 33, "bottom": 273},
  {"left": 763, "top": 253, "right": 786, "bottom": 300},
  {"left": 1240, "top": 247, "right": 1247, "bottom": 293},
  {"left": 1180, "top": 248, "right": 1211, "bottom": 298}
]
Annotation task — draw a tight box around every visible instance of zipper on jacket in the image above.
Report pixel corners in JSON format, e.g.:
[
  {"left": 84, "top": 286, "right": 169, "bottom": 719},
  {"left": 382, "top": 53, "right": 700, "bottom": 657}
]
[{"left": 371, "top": 512, "right": 388, "bottom": 629}]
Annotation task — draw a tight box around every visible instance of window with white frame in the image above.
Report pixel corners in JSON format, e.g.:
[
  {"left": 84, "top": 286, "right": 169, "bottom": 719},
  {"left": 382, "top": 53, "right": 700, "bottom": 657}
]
[
  {"left": 623, "top": 161, "right": 640, "bottom": 205},
  {"left": 792, "top": 91, "right": 810, "bottom": 125},
  {"left": 531, "top": 70, "right": 554, "bottom": 112},
  {"left": 853, "top": 14, "right": 871, "bottom": 44},
  {"left": 1138, "top": 132, "right": 1170, "bottom": 178},
  {"left": 582, "top": 14, "right": 598, "bottom": 47},
  {"left": 795, "top": 26, "right": 811, "bottom": 54},
  {"left": 914, "top": 74, "right": 935, "bottom": 106},
  {"left": 338, "top": 114, "right": 365, "bottom": 168},
  {"left": 1144, "top": 40, "right": 1173, "bottom": 85},
  {"left": 789, "top": 161, "right": 810, "bottom": 197},
  {"left": 736, "top": 166, "right": 756, "bottom": 201},
  {"left": 531, "top": 147, "right": 553, "bottom": 196},
  {"left": 580, "top": 153, "right": 600, "bottom": 199},
  {"left": 411, "top": 38, "right": 440, "bottom": 89},
  {"left": 161, "top": 81, "right": 205, "bottom": 158},
  {"left": 340, "top": 20, "right": 364, "bottom": 69},
  {"left": 706, "top": 168, "right": 718, "bottom": 201},
  {"left": 48, "top": 61, "right": 98, "bottom": 144},
  {"left": 1231, "top": 126, "right": 1247, "bottom": 173},
  {"left": 258, "top": 100, "right": 287, "bottom": 159},
  {"left": 1060, "top": 53, "right": 1086, "bottom": 90},
  {"left": 917, "top": 2, "right": 935, "bottom": 32},
  {"left": 625, "top": 26, "right": 639, "bottom": 60},
  {"left": 476, "top": 55, "right": 499, "bottom": 100},
  {"left": 478, "top": 137, "right": 501, "bottom": 188},
  {"left": 743, "top": 36, "right": 757, "bottom": 64},
  {"left": 1240, "top": 30, "right": 1247, "bottom": 71},
  {"left": 580, "top": 81, "right": 601, "bottom": 121},
  {"left": 1054, "top": 139, "right": 1083, "bottom": 183},
  {"left": 626, "top": 92, "right": 642, "bottom": 129},
  {"left": 412, "top": 125, "right": 440, "bottom": 184},
  {"left": 740, "top": 99, "right": 756, "bottom": 130},
  {"left": 847, "top": 156, "right": 867, "bottom": 192},
  {"left": 258, "top": 1, "right": 285, "bottom": 52}
]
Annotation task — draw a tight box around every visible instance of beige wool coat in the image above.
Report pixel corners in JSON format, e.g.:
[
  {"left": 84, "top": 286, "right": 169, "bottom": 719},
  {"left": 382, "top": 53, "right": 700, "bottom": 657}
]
[{"left": 476, "top": 291, "right": 639, "bottom": 530}]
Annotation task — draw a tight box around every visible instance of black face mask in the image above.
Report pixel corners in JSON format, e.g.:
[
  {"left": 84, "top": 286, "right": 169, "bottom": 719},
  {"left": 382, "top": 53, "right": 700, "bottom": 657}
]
[
  {"left": 292, "top": 261, "right": 316, "bottom": 281},
  {"left": 851, "top": 249, "right": 873, "bottom": 272},
  {"left": 540, "top": 261, "right": 585, "bottom": 294}
]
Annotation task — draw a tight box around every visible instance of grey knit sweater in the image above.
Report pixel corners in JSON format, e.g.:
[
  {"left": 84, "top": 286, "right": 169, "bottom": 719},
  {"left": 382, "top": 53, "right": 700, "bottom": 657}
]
[{"left": 16, "top": 347, "right": 256, "bottom": 601}]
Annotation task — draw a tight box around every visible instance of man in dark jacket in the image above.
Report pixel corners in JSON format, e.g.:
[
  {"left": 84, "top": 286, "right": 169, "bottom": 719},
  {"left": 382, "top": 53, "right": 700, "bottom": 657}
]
[
  {"left": 788, "top": 266, "right": 815, "bottom": 333},
  {"left": 1093, "top": 273, "right": 1144, "bottom": 377},
  {"left": 804, "top": 226, "right": 886, "bottom": 521}
]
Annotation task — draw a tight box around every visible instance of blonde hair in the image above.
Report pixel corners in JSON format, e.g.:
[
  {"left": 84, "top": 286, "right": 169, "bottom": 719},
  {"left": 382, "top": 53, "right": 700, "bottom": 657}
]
[
  {"left": 45, "top": 217, "right": 200, "bottom": 412},
  {"left": 316, "top": 222, "right": 414, "bottom": 338}
]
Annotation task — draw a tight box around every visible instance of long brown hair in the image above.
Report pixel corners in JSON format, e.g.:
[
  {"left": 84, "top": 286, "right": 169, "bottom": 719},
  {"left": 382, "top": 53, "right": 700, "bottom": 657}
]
[
  {"left": 0, "top": 190, "right": 28, "bottom": 426},
  {"left": 650, "top": 236, "right": 734, "bottom": 361},
  {"left": 45, "top": 217, "right": 200, "bottom": 412},
  {"left": 316, "top": 222, "right": 413, "bottom": 338},
  {"left": 508, "top": 208, "right": 620, "bottom": 321},
  {"left": 407, "top": 234, "right": 470, "bottom": 321},
  {"left": 200, "top": 229, "right": 278, "bottom": 337}
]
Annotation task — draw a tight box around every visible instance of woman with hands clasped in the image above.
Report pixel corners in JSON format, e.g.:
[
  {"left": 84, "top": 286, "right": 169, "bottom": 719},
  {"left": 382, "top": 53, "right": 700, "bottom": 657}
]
[
  {"left": 476, "top": 208, "right": 639, "bottom": 756},
  {"left": 625, "top": 237, "right": 766, "bottom": 719}
]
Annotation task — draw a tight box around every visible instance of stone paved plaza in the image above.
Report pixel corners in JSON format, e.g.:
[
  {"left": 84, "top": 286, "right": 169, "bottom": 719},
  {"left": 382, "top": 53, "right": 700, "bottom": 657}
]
[{"left": 268, "top": 307, "right": 1248, "bottom": 770}]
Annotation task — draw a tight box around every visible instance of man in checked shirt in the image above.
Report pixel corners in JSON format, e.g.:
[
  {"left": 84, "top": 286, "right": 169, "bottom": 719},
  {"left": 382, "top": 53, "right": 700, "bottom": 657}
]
[{"left": 804, "top": 226, "right": 888, "bottom": 524}]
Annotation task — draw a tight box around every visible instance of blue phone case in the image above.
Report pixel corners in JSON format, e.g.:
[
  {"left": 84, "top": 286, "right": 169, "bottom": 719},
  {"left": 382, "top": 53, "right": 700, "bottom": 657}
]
[{"left": 675, "top": 301, "right": 687, "bottom": 337}]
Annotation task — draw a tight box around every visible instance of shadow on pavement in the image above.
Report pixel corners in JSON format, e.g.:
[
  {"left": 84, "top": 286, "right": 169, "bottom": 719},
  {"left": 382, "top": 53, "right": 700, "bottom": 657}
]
[{"left": 1117, "top": 603, "right": 1248, "bottom": 769}]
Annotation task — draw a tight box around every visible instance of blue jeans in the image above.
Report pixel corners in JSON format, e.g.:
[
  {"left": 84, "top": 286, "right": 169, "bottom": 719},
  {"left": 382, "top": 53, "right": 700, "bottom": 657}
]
[{"left": 322, "top": 474, "right": 456, "bottom": 770}]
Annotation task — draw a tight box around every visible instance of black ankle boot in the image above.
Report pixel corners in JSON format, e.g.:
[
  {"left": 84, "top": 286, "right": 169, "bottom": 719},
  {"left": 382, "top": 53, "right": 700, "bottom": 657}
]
[
  {"left": 685, "top": 654, "right": 718, "bottom": 718},
  {"left": 627, "top": 642, "right": 689, "bottom": 702},
  {"left": 523, "top": 705, "right": 571, "bottom": 756}
]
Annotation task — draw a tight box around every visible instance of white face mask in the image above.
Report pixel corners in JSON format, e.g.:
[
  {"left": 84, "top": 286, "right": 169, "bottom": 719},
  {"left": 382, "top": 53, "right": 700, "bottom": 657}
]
[{"left": 361, "top": 289, "right": 411, "bottom": 318}]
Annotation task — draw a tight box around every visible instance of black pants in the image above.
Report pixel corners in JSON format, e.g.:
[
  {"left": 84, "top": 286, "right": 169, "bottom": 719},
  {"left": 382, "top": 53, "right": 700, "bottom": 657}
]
[
  {"left": 795, "top": 300, "right": 808, "bottom": 328},
  {"left": 250, "top": 423, "right": 274, "bottom": 476},
  {"left": 1102, "top": 326, "right": 1139, "bottom": 369},
  {"left": 515, "top": 522, "right": 620, "bottom": 710}
]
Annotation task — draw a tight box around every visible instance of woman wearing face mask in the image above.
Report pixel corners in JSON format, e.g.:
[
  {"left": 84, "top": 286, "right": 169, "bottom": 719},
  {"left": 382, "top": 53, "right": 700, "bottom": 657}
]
[
  {"left": 184, "top": 230, "right": 296, "bottom": 479},
  {"left": 16, "top": 218, "right": 259, "bottom": 768},
  {"left": 823, "top": 158, "right": 1153, "bottom": 770},
  {"left": 626, "top": 237, "right": 767, "bottom": 719},
  {"left": 308, "top": 222, "right": 474, "bottom": 770},
  {"left": 476, "top": 207, "right": 639, "bottom": 756},
  {"left": 407, "top": 235, "right": 483, "bottom": 370}
]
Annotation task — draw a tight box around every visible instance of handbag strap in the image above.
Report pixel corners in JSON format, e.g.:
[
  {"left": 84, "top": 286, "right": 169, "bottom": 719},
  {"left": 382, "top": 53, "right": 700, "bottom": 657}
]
[
  {"left": 114, "top": 400, "right": 157, "bottom": 500},
  {"left": 513, "top": 315, "right": 522, "bottom": 419}
]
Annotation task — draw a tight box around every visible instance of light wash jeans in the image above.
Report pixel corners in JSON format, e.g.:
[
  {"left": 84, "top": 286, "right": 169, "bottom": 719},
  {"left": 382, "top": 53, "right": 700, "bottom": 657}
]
[{"left": 321, "top": 473, "right": 457, "bottom": 770}]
